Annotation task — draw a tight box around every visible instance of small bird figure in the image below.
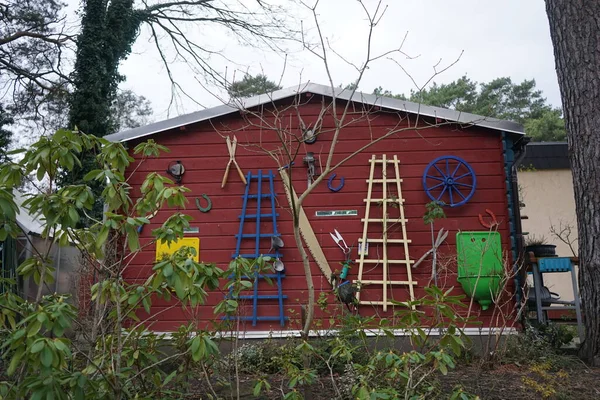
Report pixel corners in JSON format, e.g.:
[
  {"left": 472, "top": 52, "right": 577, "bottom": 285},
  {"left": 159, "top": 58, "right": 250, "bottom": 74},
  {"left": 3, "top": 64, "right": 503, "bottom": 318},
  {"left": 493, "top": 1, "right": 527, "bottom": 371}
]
[{"left": 331, "top": 273, "right": 360, "bottom": 314}]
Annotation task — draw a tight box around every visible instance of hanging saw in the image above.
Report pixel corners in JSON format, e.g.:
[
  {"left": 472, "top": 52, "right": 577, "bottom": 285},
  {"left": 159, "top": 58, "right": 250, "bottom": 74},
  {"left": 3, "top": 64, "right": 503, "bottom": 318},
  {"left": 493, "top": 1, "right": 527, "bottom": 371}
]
[{"left": 278, "top": 164, "right": 333, "bottom": 285}]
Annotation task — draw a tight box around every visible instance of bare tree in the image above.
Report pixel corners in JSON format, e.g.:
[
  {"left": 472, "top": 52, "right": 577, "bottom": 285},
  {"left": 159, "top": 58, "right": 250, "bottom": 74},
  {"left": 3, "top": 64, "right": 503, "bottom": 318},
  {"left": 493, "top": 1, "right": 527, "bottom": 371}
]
[
  {"left": 204, "top": 0, "right": 468, "bottom": 338},
  {"left": 0, "top": 0, "right": 74, "bottom": 119}
]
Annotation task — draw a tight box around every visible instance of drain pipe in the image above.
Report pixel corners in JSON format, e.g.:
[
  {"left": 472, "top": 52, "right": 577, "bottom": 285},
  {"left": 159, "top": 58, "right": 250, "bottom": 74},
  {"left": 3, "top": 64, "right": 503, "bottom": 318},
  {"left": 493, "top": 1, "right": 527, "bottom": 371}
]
[{"left": 510, "top": 136, "right": 531, "bottom": 321}]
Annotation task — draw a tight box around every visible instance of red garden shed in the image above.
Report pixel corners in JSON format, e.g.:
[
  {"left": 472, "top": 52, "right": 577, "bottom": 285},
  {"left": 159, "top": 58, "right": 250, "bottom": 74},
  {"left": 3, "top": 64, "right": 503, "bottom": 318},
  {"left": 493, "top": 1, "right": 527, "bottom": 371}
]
[{"left": 105, "top": 83, "right": 527, "bottom": 336}]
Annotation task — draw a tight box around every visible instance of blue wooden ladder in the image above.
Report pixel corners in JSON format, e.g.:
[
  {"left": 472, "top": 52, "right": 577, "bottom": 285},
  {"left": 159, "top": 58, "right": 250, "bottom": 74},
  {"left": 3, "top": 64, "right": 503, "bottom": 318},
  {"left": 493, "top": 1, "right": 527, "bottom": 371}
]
[{"left": 225, "top": 170, "right": 288, "bottom": 327}]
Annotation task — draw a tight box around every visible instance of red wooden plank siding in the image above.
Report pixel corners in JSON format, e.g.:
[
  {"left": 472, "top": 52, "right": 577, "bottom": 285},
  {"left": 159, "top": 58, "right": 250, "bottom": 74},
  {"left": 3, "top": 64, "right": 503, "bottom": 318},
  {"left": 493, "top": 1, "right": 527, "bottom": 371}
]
[{"left": 123, "top": 98, "right": 514, "bottom": 332}]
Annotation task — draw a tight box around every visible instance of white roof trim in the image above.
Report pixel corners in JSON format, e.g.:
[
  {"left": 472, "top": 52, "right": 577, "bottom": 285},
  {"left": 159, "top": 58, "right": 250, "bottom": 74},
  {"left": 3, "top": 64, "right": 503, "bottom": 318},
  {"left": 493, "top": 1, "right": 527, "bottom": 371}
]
[
  {"left": 13, "top": 191, "right": 45, "bottom": 236},
  {"left": 105, "top": 82, "right": 524, "bottom": 143}
]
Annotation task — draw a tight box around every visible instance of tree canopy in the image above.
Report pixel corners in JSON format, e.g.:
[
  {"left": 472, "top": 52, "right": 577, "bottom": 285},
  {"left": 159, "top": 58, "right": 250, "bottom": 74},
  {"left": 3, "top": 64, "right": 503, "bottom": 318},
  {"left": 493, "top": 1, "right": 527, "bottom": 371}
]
[
  {"left": 228, "top": 74, "right": 282, "bottom": 98},
  {"left": 375, "top": 75, "right": 566, "bottom": 142},
  {"left": 0, "top": 0, "right": 72, "bottom": 119},
  {"left": 110, "top": 90, "right": 153, "bottom": 132}
]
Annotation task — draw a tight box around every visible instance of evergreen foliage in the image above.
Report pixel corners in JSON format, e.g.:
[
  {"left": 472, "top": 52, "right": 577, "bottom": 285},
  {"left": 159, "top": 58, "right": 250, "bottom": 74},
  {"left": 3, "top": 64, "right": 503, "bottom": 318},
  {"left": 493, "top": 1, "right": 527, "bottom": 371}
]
[
  {"left": 228, "top": 74, "right": 282, "bottom": 98},
  {"left": 375, "top": 75, "right": 566, "bottom": 142}
]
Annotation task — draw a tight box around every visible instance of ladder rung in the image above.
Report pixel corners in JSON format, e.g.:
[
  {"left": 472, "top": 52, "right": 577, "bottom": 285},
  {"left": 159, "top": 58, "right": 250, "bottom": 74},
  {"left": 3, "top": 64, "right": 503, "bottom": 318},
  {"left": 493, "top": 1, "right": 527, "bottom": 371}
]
[
  {"left": 247, "top": 174, "right": 275, "bottom": 179},
  {"left": 241, "top": 213, "right": 278, "bottom": 219},
  {"left": 356, "top": 280, "right": 417, "bottom": 285},
  {"left": 235, "top": 233, "right": 279, "bottom": 238},
  {"left": 364, "top": 198, "right": 405, "bottom": 203},
  {"left": 370, "top": 159, "right": 399, "bottom": 164},
  {"left": 235, "top": 253, "right": 281, "bottom": 258},
  {"left": 236, "top": 295, "right": 289, "bottom": 300},
  {"left": 359, "top": 238, "right": 411, "bottom": 243},
  {"left": 246, "top": 194, "right": 274, "bottom": 199},
  {"left": 357, "top": 259, "right": 414, "bottom": 264},
  {"left": 361, "top": 218, "right": 408, "bottom": 223},
  {"left": 367, "top": 179, "right": 403, "bottom": 183},
  {"left": 229, "top": 273, "right": 285, "bottom": 279},
  {"left": 358, "top": 300, "right": 396, "bottom": 306},
  {"left": 223, "top": 316, "right": 289, "bottom": 321}
]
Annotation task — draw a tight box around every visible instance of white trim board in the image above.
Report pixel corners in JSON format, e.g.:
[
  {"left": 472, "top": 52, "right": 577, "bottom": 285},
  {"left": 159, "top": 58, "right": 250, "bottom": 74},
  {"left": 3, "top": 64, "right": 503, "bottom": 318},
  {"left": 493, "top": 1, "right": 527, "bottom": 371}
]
[{"left": 151, "top": 327, "right": 518, "bottom": 340}]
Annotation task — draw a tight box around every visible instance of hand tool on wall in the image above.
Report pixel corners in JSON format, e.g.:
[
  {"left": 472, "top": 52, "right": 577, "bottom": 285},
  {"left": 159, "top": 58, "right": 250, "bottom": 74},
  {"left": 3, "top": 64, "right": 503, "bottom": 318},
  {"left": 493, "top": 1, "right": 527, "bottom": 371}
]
[
  {"left": 221, "top": 135, "right": 247, "bottom": 188},
  {"left": 137, "top": 207, "right": 159, "bottom": 233},
  {"left": 303, "top": 152, "right": 317, "bottom": 189},
  {"left": 277, "top": 164, "right": 333, "bottom": 284},
  {"left": 330, "top": 229, "right": 353, "bottom": 279},
  {"left": 412, "top": 228, "right": 449, "bottom": 281}
]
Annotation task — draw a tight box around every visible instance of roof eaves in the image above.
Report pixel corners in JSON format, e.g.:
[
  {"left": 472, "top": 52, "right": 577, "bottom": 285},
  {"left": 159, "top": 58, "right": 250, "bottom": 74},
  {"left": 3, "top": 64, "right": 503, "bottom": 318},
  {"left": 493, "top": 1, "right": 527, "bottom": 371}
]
[{"left": 105, "top": 82, "right": 524, "bottom": 143}]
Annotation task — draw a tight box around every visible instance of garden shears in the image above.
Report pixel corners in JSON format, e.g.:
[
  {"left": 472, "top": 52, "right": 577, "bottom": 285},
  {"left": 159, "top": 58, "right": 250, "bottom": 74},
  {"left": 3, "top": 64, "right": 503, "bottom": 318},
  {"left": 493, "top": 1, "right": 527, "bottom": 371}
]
[
  {"left": 221, "top": 135, "right": 247, "bottom": 188},
  {"left": 330, "top": 229, "right": 351, "bottom": 257},
  {"left": 330, "top": 229, "right": 353, "bottom": 278}
]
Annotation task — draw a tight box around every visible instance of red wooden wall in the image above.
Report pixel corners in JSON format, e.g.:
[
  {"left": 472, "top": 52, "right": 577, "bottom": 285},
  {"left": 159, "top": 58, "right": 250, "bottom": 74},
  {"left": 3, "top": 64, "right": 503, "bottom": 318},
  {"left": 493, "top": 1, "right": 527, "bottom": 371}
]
[{"left": 123, "top": 96, "right": 514, "bottom": 332}]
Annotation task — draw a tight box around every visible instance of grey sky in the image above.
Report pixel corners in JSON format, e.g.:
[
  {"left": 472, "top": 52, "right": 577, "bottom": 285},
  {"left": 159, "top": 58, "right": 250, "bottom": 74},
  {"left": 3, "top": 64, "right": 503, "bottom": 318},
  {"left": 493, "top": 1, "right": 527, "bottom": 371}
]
[{"left": 116, "top": 0, "right": 560, "bottom": 122}]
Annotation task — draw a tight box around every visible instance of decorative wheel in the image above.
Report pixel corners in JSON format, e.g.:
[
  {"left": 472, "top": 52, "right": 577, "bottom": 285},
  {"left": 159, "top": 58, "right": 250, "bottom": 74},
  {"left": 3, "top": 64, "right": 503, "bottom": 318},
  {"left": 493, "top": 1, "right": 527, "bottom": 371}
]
[{"left": 422, "top": 156, "right": 477, "bottom": 207}]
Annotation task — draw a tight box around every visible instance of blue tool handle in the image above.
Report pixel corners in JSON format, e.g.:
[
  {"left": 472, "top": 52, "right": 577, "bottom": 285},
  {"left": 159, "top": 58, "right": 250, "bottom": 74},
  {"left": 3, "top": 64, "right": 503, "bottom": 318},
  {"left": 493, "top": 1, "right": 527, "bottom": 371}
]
[{"left": 340, "top": 265, "right": 350, "bottom": 279}]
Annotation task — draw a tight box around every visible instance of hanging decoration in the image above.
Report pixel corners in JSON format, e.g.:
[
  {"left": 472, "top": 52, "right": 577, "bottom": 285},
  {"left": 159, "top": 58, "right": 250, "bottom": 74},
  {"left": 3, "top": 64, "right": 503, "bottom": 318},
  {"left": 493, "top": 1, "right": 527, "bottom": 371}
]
[
  {"left": 422, "top": 155, "right": 476, "bottom": 207},
  {"left": 195, "top": 194, "right": 212, "bottom": 213},
  {"left": 315, "top": 210, "right": 357, "bottom": 217},
  {"left": 155, "top": 237, "right": 199, "bottom": 262},
  {"left": 456, "top": 231, "right": 503, "bottom": 310},
  {"left": 225, "top": 170, "right": 288, "bottom": 327},
  {"left": 166, "top": 160, "right": 185, "bottom": 184},
  {"left": 303, "top": 128, "right": 318, "bottom": 144},
  {"left": 354, "top": 155, "right": 417, "bottom": 312},
  {"left": 478, "top": 208, "right": 500, "bottom": 229},
  {"left": 327, "top": 173, "right": 345, "bottom": 192}
]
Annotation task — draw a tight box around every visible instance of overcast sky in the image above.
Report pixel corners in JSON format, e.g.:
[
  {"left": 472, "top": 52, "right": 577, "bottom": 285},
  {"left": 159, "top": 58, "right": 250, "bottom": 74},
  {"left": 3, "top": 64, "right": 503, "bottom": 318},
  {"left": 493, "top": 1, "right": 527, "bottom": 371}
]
[{"left": 115, "top": 0, "right": 560, "bottom": 122}]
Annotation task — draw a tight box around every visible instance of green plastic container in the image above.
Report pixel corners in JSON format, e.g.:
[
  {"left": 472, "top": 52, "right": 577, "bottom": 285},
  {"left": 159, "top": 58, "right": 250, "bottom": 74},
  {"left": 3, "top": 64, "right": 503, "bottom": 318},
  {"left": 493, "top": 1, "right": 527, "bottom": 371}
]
[{"left": 456, "top": 232, "right": 504, "bottom": 310}]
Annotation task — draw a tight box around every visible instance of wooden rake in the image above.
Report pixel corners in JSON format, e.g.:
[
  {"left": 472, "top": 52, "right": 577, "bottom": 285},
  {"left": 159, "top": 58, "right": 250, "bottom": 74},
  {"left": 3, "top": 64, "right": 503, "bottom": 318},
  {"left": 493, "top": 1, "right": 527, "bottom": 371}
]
[{"left": 221, "top": 135, "right": 247, "bottom": 188}]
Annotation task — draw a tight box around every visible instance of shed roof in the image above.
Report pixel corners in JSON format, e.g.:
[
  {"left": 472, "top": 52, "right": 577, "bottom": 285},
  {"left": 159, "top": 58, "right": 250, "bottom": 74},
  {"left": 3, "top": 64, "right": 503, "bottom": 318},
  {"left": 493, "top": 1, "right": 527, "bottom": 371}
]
[
  {"left": 13, "top": 191, "right": 45, "bottom": 236},
  {"left": 519, "top": 141, "right": 570, "bottom": 170},
  {"left": 105, "top": 82, "right": 525, "bottom": 143}
]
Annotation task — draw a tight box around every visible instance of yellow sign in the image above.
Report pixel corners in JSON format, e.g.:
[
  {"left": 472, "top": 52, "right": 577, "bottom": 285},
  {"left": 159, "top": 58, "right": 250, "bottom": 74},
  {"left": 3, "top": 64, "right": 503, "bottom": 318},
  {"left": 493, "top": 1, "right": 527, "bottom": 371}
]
[{"left": 155, "top": 238, "right": 200, "bottom": 262}]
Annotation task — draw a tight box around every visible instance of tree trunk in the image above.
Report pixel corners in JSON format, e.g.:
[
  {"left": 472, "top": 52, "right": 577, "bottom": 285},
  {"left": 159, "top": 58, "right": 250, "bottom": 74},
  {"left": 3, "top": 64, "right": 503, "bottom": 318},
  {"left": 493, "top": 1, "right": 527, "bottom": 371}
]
[
  {"left": 545, "top": 0, "right": 600, "bottom": 366},
  {"left": 294, "top": 224, "right": 315, "bottom": 338}
]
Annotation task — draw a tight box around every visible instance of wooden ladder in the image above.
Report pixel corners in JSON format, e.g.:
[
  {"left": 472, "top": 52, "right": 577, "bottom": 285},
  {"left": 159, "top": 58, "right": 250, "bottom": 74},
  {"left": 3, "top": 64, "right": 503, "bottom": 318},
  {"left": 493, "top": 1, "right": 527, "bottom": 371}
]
[{"left": 354, "top": 155, "right": 416, "bottom": 311}]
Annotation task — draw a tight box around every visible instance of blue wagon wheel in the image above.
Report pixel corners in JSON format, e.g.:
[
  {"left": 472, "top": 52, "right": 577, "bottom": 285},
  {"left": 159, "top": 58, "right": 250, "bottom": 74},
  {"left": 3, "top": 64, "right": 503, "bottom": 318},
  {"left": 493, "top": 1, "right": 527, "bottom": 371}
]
[{"left": 422, "top": 156, "right": 477, "bottom": 207}]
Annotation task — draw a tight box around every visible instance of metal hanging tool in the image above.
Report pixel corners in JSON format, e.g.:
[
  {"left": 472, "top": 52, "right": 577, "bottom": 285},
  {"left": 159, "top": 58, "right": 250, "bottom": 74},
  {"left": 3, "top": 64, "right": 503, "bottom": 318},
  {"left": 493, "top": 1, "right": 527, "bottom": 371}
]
[
  {"left": 303, "top": 152, "right": 317, "bottom": 189},
  {"left": 221, "top": 135, "right": 247, "bottom": 188},
  {"left": 330, "top": 229, "right": 352, "bottom": 278},
  {"left": 270, "top": 235, "right": 285, "bottom": 272}
]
